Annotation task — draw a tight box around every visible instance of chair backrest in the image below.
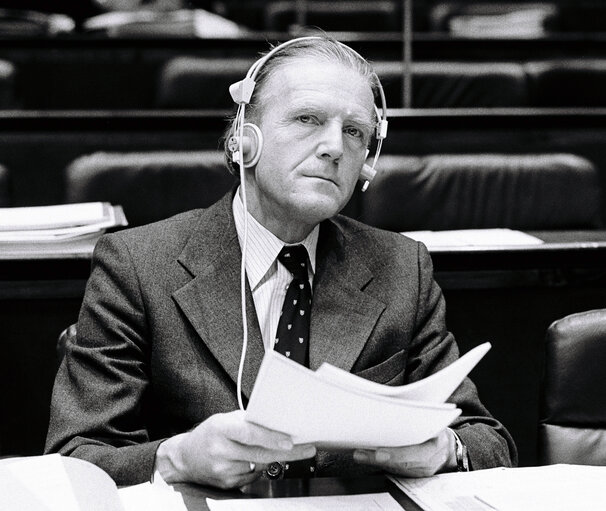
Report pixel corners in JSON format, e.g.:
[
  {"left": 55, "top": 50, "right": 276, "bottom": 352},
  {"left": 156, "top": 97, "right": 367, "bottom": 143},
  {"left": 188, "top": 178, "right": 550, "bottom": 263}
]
[
  {"left": 64, "top": 151, "right": 235, "bottom": 227},
  {"left": 525, "top": 59, "right": 606, "bottom": 107},
  {"left": 358, "top": 153, "right": 601, "bottom": 232},
  {"left": 539, "top": 309, "right": 606, "bottom": 466},
  {"left": 372, "top": 61, "right": 529, "bottom": 108},
  {"left": 0, "top": 162, "right": 9, "bottom": 206},
  {"left": 56, "top": 323, "right": 77, "bottom": 370}
]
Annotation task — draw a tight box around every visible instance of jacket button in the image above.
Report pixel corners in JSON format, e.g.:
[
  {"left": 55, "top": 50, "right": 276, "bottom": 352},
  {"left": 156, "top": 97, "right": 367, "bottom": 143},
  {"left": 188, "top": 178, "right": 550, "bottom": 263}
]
[{"left": 266, "top": 461, "right": 284, "bottom": 479}]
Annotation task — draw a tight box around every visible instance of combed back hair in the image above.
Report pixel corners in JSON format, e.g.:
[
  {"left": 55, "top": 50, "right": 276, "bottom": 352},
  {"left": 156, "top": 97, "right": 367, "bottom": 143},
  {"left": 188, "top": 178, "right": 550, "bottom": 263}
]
[{"left": 223, "top": 36, "right": 381, "bottom": 176}]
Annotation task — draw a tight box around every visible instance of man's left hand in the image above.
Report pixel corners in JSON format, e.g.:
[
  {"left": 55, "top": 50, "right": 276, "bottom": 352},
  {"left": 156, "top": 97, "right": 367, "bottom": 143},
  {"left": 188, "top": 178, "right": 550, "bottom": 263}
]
[{"left": 352, "top": 428, "right": 457, "bottom": 477}]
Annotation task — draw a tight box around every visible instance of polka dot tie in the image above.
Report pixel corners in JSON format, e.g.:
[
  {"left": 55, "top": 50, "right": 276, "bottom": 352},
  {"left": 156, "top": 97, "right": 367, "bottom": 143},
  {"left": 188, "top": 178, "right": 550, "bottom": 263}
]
[
  {"left": 275, "top": 245, "right": 312, "bottom": 367},
  {"left": 272, "top": 244, "right": 316, "bottom": 478}
]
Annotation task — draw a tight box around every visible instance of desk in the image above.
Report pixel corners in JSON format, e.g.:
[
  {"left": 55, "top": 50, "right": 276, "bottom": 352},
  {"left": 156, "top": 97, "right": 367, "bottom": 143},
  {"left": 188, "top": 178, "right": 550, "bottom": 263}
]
[
  {"left": 173, "top": 476, "right": 421, "bottom": 511},
  {"left": 2, "top": 231, "right": 606, "bottom": 464}
]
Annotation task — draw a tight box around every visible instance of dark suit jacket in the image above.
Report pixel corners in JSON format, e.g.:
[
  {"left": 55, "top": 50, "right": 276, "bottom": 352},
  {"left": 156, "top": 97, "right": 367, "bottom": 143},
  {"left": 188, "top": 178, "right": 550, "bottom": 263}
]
[{"left": 45, "top": 191, "right": 517, "bottom": 485}]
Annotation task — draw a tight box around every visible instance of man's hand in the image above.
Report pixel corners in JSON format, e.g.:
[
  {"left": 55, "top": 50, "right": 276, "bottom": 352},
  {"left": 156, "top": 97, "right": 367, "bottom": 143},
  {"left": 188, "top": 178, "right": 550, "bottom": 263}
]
[
  {"left": 155, "top": 410, "right": 316, "bottom": 489},
  {"left": 353, "top": 428, "right": 457, "bottom": 478}
]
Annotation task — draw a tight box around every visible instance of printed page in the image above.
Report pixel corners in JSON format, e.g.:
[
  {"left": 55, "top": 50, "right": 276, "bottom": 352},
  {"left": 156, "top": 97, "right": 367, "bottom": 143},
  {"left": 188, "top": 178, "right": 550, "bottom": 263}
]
[
  {"left": 315, "top": 342, "right": 491, "bottom": 403},
  {"left": 401, "top": 229, "right": 544, "bottom": 248},
  {"left": 245, "top": 351, "right": 460, "bottom": 449},
  {"left": 390, "top": 464, "right": 606, "bottom": 511},
  {"left": 118, "top": 482, "right": 187, "bottom": 511},
  {"left": 207, "top": 492, "right": 402, "bottom": 510},
  {"left": 0, "top": 202, "right": 109, "bottom": 231}
]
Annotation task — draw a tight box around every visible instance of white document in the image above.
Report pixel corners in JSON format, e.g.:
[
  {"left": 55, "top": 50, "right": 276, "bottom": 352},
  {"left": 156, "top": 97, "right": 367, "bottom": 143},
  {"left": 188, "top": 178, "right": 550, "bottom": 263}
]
[
  {"left": 118, "top": 481, "right": 187, "bottom": 511},
  {"left": 401, "top": 229, "right": 544, "bottom": 249},
  {"left": 316, "top": 342, "right": 490, "bottom": 403},
  {"left": 390, "top": 464, "right": 606, "bottom": 511},
  {"left": 207, "top": 492, "right": 402, "bottom": 510},
  {"left": 0, "top": 202, "right": 110, "bottom": 231},
  {"left": 245, "top": 344, "right": 491, "bottom": 449}
]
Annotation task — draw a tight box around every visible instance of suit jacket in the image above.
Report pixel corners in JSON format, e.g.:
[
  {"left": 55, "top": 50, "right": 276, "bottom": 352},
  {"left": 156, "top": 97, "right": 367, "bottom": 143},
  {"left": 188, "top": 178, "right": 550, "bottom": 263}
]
[{"left": 45, "top": 191, "right": 517, "bottom": 485}]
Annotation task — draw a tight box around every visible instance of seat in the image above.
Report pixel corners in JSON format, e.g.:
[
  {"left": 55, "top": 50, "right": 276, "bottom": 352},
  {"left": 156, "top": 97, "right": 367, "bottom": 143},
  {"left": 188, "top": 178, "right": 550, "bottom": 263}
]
[
  {"left": 64, "top": 151, "right": 235, "bottom": 227},
  {"left": 0, "top": 58, "right": 16, "bottom": 109},
  {"left": 525, "top": 59, "right": 606, "bottom": 107},
  {"left": 56, "top": 323, "right": 77, "bottom": 369},
  {"left": 372, "top": 61, "right": 529, "bottom": 108},
  {"left": 539, "top": 309, "right": 606, "bottom": 466},
  {"left": 0, "top": 162, "right": 10, "bottom": 206},
  {"left": 263, "top": 0, "right": 400, "bottom": 32},
  {"left": 155, "top": 57, "right": 254, "bottom": 109},
  {"left": 358, "top": 153, "right": 601, "bottom": 232}
]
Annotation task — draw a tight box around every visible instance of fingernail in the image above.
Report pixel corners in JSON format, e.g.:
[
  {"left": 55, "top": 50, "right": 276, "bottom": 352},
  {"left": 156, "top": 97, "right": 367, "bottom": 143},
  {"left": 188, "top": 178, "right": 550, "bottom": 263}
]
[
  {"left": 278, "top": 440, "right": 293, "bottom": 450},
  {"left": 376, "top": 451, "right": 391, "bottom": 462}
]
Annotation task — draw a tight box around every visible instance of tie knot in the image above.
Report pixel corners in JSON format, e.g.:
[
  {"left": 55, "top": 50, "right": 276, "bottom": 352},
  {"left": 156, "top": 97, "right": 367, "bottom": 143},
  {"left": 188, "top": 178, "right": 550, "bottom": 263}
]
[{"left": 278, "top": 245, "right": 308, "bottom": 280}]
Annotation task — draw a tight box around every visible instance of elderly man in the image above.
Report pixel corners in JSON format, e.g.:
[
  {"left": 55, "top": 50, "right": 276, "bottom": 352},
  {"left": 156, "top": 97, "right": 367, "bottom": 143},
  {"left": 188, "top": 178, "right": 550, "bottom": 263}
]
[{"left": 45, "top": 36, "right": 516, "bottom": 489}]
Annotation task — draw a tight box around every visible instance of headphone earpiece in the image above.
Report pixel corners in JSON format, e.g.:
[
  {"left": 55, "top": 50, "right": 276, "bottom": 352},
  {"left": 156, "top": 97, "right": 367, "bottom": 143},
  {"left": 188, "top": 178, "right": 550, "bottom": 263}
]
[{"left": 228, "top": 122, "right": 264, "bottom": 168}]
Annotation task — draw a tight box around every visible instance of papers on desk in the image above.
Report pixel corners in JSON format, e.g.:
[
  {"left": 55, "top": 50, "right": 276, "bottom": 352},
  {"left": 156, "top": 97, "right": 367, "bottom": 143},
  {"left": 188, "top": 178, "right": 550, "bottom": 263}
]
[
  {"left": 390, "top": 464, "right": 606, "bottom": 511},
  {"left": 401, "top": 229, "right": 544, "bottom": 249},
  {"left": 0, "top": 454, "right": 186, "bottom": 511},
  {"left": 207, "top": 492, "right": 401, "bottom": 510},
  {"left": 245, "top": 343, "right": 490, "bottom": 449},
  {"left": 0, "top": 202, "right": 127, "bottom": 242}
]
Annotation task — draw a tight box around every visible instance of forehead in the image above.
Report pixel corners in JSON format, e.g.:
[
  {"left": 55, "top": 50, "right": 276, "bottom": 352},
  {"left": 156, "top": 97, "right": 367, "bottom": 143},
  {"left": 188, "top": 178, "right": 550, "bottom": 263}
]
[{"left": 259, "top": 57, "right": 375, "bottom": 120}]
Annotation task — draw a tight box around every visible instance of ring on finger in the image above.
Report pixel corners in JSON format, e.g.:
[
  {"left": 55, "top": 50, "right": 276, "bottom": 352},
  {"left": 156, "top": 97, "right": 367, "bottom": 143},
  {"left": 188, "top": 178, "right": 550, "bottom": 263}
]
[{"left": 249, "top": 462, "right": 256, "bottom": 473}]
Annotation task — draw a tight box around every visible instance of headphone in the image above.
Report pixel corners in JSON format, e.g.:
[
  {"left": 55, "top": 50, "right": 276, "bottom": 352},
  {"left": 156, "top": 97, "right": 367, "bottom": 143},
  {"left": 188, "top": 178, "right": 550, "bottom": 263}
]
[{"left": 229, "top": 36, "right": 388, "bottom": 411}]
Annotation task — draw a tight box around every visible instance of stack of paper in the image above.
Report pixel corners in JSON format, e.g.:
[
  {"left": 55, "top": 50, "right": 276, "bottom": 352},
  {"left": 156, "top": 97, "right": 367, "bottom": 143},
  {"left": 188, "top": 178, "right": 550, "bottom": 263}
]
[
  {"left": 245, "top": 343, "right": 491, "bottom": 449},
  {"left": 0, "top": 202, "right": 127, "bottom": 243},
  {"left": 401, "top": 229, "right": 544, "bottom": 249}
]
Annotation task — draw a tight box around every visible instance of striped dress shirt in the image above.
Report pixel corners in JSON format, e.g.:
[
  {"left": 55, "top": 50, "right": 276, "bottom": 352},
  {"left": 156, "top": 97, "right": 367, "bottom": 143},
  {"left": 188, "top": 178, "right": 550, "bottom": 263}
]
[{"left": 232, "top": 188, "right": 319, "bottom": 351}]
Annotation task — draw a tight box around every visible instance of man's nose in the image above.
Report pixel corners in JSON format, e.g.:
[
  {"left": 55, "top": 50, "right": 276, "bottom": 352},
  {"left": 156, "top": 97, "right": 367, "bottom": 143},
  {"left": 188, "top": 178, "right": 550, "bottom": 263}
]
[{"left": 316, "top": 122, "right": 344, "bottom": 162}]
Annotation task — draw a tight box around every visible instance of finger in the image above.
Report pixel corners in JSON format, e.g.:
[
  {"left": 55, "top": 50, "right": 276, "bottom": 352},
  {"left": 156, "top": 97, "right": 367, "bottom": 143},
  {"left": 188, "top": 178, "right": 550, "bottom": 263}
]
[{"left": 220, "top": 413, "right": 295, "bottom": 450}]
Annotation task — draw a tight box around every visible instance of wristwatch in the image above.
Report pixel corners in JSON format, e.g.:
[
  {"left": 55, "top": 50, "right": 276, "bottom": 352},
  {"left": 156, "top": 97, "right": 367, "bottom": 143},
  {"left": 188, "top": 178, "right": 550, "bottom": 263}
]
[{"left": 452, "top": 430, "right": 470, "bottom": 472}]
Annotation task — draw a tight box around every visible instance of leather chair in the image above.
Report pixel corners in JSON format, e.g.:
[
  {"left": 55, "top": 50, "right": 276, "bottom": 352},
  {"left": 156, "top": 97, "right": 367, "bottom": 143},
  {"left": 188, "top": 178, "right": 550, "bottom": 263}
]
[
  {"left": 539, "top": 309, "right": 606, "bottom": 466},
  {"left": 0, "top": 162, "right": 9, "bottom": 206},
  {"left": 0, "top": 58, "right": 15, "bottom": 109},
  {"left": 372, "top": 61, "right": 529, "bottom": 108},
  {"left": 359, "top": 153, "right": 601, "bottom": 232},
  {"left": 64, "top": 151, "right": 235, "bottom": 228},
  {"left": 525, "top": 59, "right": 606, "bottom": 107}
]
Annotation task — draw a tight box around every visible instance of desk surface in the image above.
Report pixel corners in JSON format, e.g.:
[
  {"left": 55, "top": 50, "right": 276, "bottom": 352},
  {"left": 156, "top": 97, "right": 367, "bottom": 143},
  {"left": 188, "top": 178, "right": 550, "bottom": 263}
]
[{"left": 173, "top": 476, "right": 421, "bottom": 511}]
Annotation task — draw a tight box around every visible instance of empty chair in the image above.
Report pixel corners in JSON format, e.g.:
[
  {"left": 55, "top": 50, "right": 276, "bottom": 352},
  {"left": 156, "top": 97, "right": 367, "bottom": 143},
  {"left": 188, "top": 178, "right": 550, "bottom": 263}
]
[
  {"left": 539, "top": 309, "right": 606, "bottom": 465},
  {"left": 525, "top": 59, "right": 606, "bottom": 107},
  {"left": 372, "top": 61, "right": 529, "bottom": 108},
  {"left": 64, "top": 151, "right": 235, "bottom": 227},
  {"left": 0, "top": 58, "right": 15, "bottom": 109},
  {"left": 359, "top": 153, "right": 600, "bottom": 232},
  {"left": 155, "top": 57, "right": 254, "bottom": 109},
  {"left": 0, "top": 162, "right": 9, "bottom": 206},
  {"left": 264, "top": 1, "right": 400, "bottom": 32}
]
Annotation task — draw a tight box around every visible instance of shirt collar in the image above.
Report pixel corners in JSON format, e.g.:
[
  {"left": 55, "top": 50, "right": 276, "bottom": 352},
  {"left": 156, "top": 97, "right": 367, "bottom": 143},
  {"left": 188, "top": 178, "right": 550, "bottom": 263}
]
[{"left": 232, "top": 187, "right": 319, "bottom": 290}]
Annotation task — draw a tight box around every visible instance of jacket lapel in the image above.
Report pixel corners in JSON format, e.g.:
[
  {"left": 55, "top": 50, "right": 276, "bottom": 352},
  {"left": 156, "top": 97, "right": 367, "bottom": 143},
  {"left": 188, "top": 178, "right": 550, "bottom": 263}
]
[
  {"left": 309, "top": 220, "right": 386, "bottom": 371},
  {"left": 172, "top": 193, "right": 265, "bottom": 399}
]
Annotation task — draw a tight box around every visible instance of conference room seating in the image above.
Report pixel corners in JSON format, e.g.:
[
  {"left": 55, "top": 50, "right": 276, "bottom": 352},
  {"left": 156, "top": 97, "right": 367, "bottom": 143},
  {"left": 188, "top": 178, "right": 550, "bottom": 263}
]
[
  {"left": 156, "top": 57, "right": 531, "bottom": 109},
  {"left": 63, "top": 150, "right": 601, "bottom": 233},
  {"left": 263, "top": 0, "right": 400, "bottom": 32},
  {"left": 372, "top": 61, "right": 529, "bottom": 108},
  {"left": 357, "top": 153, "right": 601, "bottom": 232},
  {"left": 0, "top": 162, "right": 9, "bottom": 206},
  {"left": 539, "top": 309, "right": 606, "bottom": 466},
  {"left": 525, "top": 59, "right": 606, "bottom": 107},
  {"left": 64, "top": 151, "right": 235, "bottom": 228},
  {"left": 0, "top": 58, "right": 16, "bottom": 109}
]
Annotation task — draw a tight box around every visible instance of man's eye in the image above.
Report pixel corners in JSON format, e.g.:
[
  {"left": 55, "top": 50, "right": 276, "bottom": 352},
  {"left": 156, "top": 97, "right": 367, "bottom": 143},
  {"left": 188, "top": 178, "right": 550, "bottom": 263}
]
[
  {"left": 297, "top": 115, "right": 315, "bottom": 124},
  {"left": 344, "top": 126, "right": 362, "bottom": 138}
]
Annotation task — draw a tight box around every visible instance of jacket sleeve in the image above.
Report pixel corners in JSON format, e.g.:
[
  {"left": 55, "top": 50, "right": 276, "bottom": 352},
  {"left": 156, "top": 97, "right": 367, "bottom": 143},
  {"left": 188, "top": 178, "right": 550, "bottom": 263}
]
[
  {"left": 45, "top": 233, "right": 164, "bottom": 486},
  {"left": 407, "top": 242, "right": 518, "bottom": 470}
]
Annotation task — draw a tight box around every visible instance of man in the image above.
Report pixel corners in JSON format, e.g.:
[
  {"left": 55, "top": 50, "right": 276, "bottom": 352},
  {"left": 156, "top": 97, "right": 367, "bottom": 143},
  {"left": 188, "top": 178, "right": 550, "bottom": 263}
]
[{"left": 46, "top": 36, "right": 517, "bottom": 489}]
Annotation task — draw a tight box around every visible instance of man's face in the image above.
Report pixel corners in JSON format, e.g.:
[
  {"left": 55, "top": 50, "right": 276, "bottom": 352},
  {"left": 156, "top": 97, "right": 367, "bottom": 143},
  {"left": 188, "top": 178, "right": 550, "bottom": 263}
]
[{"left": 244, "top": 57, "right": 375, "bottom": 241}]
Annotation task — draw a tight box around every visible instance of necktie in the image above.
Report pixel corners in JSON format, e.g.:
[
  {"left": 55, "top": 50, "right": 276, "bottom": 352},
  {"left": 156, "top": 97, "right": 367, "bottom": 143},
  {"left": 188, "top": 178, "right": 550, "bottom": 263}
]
[
  {"left": 269, "top": 244, "right": 316, "bottom": 479},
  {"left": 274, "top": 245, "right": 312, "bottom": 367}
]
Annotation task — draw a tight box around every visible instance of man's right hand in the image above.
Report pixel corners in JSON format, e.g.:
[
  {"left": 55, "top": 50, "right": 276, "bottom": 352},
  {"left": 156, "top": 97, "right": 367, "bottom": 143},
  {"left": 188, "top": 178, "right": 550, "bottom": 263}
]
[{"left": 154, "top": 410, "right": 316, "bottom": 489}]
